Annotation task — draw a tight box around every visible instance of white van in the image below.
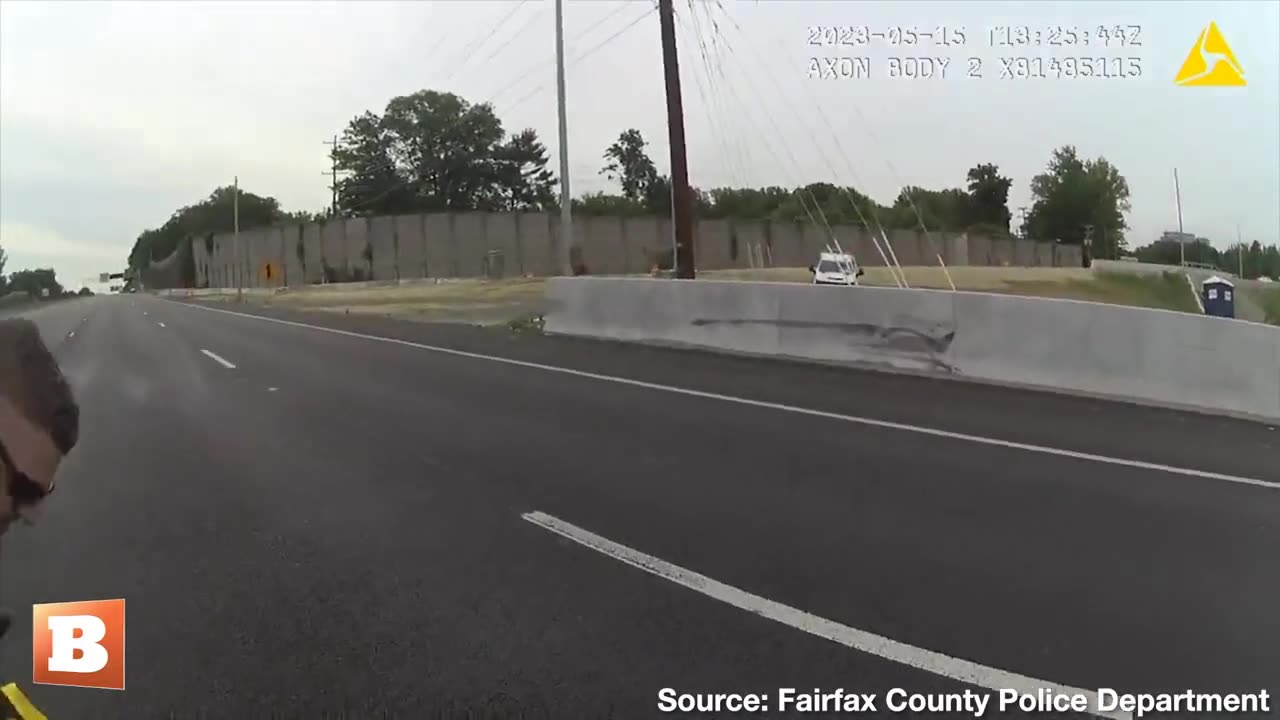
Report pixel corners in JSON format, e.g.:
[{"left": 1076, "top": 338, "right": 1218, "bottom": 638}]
[{"left": 809, "top": 252, "right": 864, "bottom": 286}]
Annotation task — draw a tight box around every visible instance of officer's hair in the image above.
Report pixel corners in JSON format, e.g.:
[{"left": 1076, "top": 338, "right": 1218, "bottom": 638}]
[{"left": 0, "top": 319, "right": 79, "bottom": 455}]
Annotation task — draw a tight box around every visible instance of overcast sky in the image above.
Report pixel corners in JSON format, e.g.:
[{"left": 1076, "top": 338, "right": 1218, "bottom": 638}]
[{"left": 2, "top": 0, "right": 1277, "bottom": 288}]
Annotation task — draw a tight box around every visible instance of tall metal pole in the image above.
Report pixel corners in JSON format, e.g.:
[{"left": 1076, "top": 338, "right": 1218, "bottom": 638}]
[
  {"left": 1237, "top": 224, "right": 1244, "bottom": 278},
  {"left": 234, "top": 176, "right": 241, "bottom": 301},
  {"left": 554, "top": 0, "right": 573, "bottom": 276},
  {"left": 658, "top": 0, "right": 695, "bottom": 279},
  {"left": 1174, "top": 168, "right": 1185, "bottom": 266}
]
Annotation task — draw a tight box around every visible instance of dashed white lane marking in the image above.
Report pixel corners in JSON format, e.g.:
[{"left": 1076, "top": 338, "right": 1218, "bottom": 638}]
[
  {"left": 157, "top": 322, "right": 166, "bottom": 328},
  {"left": 522, "top": 510, "right": 1130, "bottom": 720},
  {"left": 173, "top": 300, "right": 1278, "bottom": 490},
  {"left": 268, "top": 387, "right": 278, "bottom": 392},
  {"left": 67, "top": 331, "right": 75, "bottom": 338},
  {"left": 199, "top": 348, "right": 237, "bottom": 370}
]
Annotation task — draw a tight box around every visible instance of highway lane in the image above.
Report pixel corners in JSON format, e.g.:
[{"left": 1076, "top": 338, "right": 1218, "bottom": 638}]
[
  {"left": 2, "top": 294, "right": 1277, "bottom": 718},
  {"left": 159, "top": 299, "right": 1280, "bottom": 482},
  {"left": 1, "top": 297, "right": 99, "bottom": 353}
]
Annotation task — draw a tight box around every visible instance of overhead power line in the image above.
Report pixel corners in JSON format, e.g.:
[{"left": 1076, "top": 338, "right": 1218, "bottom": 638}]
[
  {"left": 321, "top": 135, "right": 349, "bottom": 218},
  {"left": 682, "top": 5, "right": 838, "bottom": 253},
  {"left": 486, "top": 3, "right": 547, "bottom": 62},
  {"left": 442, "top": 0, "right": 531, "bottom": 84},
  {"left": 681, "top": 0, "right": 743, "bottom": 190},
  {"left": 706, "top": 1, "right": 908, "bottom": 284},
  {"left": 498, "top": 6, "right": 657, "bottom": 116},
  {"left": 332, "top": 3, "right": 656, "bottom": 217},
  {"left": 484, "top": 1, "right": 640, "bottom": 107}
]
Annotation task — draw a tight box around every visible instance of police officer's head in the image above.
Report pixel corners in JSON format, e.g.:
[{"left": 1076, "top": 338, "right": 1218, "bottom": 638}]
[{"left": 0, "top": 319, "right": 78, "bottom": 535}]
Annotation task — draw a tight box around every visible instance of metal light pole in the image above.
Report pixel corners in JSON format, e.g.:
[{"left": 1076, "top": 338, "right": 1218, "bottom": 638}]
[
  {"left": 554, "top": 0, "right": 573, "bottom": 276},
  {"left": 1237, "top": 224, "right": 1244, "bottom": 278},
  {"left": 1173, "top": 168, "right": 1185, "bottom": 266},
  {"left": 234, "top": 176, "right": 241, "bottom": 301}
]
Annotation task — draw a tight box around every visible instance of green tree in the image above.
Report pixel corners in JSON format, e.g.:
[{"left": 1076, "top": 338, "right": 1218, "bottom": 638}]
[
  {"left": 966, "top": 163, "right": 1013, "bottom": 231},
  {"left": 488, "top": 128, "right": 558, "bottom": 211},
  {"left": 1220, "top": 240, "right": 1280, "bottom": 280},
  {"left": 1025, "top": 146, "right": 1131, "bottom": 259},
  {"left": 334, "top": 90, "right": 556, "bottom": 216},
  {"left": 1264, "top": 245, "right": 1280, "bottom": 280},
  {"left": 704, "top": 187, "right": 793, "bottom": 220},
  {"left": 601, "top": 129, "right": 661, "bottom": 202},
  {"left": 0, "top": 244, "right": 7, "bottom": 294},
  {"left": 1134, "top": 237, "right": 1219, "bottom": 267},
  {"left": 644, "top": 175, "right": 673, "bottom": 216},
  {"left": 1129, "top": 235, "right": 1280, "bottom": 279},
  {"left": 596, "top": 129, "right": 719, "bottom": 218},
  {"left": 573, "top": 192, "right": 647, "bottom": 217},
  {"left": 127, "top": 186, "right": 288, "bottom": 271},
  {"left": 281, "top": 210, "right": 326, "bottom": 224},
  {"left": 894, "top": 186, "right": 973, "bottom": 231},
  {"left": 7, "top": 268, "right": 63, "bottom": 299},
  {"left": 333, "top": 111, "right": 404, "bottom": 215}
]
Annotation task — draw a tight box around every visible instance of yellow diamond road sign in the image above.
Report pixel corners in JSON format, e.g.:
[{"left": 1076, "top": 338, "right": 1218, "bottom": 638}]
[{"left": 1175, "top": 22, "right": 1246, "bottom": 86}]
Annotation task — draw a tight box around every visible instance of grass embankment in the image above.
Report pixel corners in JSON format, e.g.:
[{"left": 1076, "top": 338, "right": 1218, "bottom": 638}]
[
  {"left": 194, "top": 267, "right": 1206, "bottom": 324},
  {"left": 1003, "top": 271, "right": 1201, "bottom": 313},
  {"left": 198, "top": 278, "right": 548, "bottom": 326},
  {"left": 707, "top": 267, "right": 1200, "bottom": 313},
  {"left": 1248, "top": 286, "right": 1280, "bottom": 325}
]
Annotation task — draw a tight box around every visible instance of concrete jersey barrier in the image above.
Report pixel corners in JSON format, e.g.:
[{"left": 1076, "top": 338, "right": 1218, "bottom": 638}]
[{"left": 544, "top": 277, "right": 1280, "bottom": 423}]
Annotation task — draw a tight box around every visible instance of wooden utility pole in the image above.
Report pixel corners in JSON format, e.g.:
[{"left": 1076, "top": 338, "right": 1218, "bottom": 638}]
[
  {"left": 554, "top": 0, "right": 574, "bottom": 276},
  {"left": 322, "top": 135, "right": 344, "bottom": 217},
  {"left": 658, "top": 0, "right": 695, "bottom": 278}
]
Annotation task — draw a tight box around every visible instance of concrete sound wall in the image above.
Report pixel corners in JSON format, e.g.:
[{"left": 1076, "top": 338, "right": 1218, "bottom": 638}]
[
  {"left": 544, "top": 278, "right": 1280, "bottom": 422},
  {"left": 369, "top": 216, "right": 398, "bottom": 281},
  {"left": 622, "top": 217, "right": 655, "bottom": 273},
  {"left": 185, "top": 213, "right": 1082, "bottom": 290},
  {"left": 424, "top": 213, "right": 457, "bottom": 277},
  {"left": 522, "top": 213, "right": 556, "bottom": 276},
  {"left": 283, "top": 224, "right": 304, "bottom": 286},
  {"left": 303, "top": 223, "right": 324, "bottom": 283},
  {"left": 395, "top": 214, "right": 427, "bottom": 279}
]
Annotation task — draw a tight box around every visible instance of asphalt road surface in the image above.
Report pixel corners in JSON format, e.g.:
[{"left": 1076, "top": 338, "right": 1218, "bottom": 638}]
[{"left": 2, "top": 295, "right": 1277, "bottom": 719}]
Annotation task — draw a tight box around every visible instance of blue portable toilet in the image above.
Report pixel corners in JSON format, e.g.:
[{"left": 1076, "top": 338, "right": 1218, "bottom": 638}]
[{"left": 1201, "top": 276, "right": 1235, "bottom": 318}]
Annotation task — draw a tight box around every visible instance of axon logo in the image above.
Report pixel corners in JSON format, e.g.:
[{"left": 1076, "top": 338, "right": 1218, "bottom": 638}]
[{"left": 32, "top": 599, "right": 126, "bottom": 690}]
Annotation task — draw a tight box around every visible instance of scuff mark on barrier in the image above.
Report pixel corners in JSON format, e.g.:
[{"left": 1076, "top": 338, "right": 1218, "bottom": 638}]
[
  {"left": 691, "top": 318, "right": 954, "bottom": 351},
  {"left": 689, "top": 318, "right": 957, "bottom": 372}
]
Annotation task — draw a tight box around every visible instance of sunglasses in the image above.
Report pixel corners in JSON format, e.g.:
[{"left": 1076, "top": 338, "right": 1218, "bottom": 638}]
[{"left": 0, "top": 436, "right": 53, "bottom": 510}]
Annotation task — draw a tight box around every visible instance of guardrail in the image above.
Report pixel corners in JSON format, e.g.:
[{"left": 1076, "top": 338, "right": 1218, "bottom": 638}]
[{"left": 544, "top": 278, "right": 1280, "bottom": 423}]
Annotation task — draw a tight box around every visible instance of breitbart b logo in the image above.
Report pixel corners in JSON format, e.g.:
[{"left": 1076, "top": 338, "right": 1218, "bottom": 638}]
[{"left": 32, "top": 599, "right": 126, "bottom": 690}]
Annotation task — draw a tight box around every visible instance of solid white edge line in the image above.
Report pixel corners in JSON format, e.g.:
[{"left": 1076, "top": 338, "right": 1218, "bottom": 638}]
[
  {"left": 522, "top": 510, "right": 1130, "bottom": 720},
  {"left": 1185, "top": 274, "right": 1206, "bottom": 314},
  {"left": 199, "top": 348, "right": 237, "bottom": 370},
  {"left": 172, "top": 300, "right": 1278, "bottom": 490}
]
